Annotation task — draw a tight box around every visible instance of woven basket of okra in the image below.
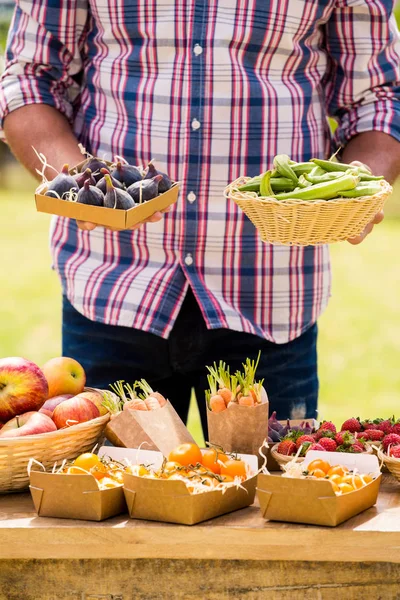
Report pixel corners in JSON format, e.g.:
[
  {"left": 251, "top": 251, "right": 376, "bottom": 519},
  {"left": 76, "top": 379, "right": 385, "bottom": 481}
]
[{"left": 224, "top": 178, "right": 392, "bottom": 246}]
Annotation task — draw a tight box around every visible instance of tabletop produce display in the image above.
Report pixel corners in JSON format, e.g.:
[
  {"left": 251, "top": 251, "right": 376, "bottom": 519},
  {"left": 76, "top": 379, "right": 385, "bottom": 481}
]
[
  {"left": 225, "top": 154, "right": 392, "bottom": 246},
  {"left": 34, "top": 154, "right": 180, "bottom": 229}
]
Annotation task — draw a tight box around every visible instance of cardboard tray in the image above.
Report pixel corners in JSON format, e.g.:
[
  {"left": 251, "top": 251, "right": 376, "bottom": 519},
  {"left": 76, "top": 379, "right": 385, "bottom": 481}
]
[
  {"left": 35, "top": 160, "right": 180, "bottom": 229},
  {"left": 99, "top": 447, "right": 258, "bottom": 525},
  {"left": 267, "top": 419, "right": 319, "bottom": 471},
  {"left": 29, "top": 470, "right": 126, "bottom": 521},
  {"left": 257, "top": 451, "right": 381, "bottom": 527},
  {"left": 105, "top": 400, "right": 196, "bottom": 455}
]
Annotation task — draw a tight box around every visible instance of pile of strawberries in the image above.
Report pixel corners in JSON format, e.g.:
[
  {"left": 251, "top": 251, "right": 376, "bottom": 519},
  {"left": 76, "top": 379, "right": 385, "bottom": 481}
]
[{"left": 276, "top": 416, "right": 400, "bottom": 458}]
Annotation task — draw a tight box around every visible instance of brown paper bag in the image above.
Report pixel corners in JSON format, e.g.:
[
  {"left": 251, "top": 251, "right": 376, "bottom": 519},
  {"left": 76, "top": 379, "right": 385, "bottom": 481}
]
[
  {"left": 207, "top": 400, "right": 269, "bottom": 456},
  {"left": 105, "top": 400, "right": 196, "bottom": 456}
]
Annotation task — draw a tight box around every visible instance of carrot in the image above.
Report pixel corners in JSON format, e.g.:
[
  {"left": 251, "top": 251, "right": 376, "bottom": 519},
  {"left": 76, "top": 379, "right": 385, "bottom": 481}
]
[
  {"left": 218, "top": 387, "right": 233, "bottom": 406},
  {"left": 145, "top": 396, "right": 161, "bottom": 410},
  {"left": 238, "top": 395, "right": 255, "bottom": 407},
  {"left": 149, "top": 391, "right": 167, "bottom": 407},
  {"left": 210, "top": 395, "right": 227, "bottom": 412},
  {"left": 124, "top": 399, "right": 148, "bottom": 411}
]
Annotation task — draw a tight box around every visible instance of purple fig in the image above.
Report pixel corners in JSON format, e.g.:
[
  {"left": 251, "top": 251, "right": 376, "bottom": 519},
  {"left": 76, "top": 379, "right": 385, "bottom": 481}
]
[
  {"left": 144, "top": 162, "right": 172, "bottom": 193},
  {"left": 126, "top": 174, "right": 162, "bottom": 202},
  {"left": 96, "top": 168, "right": 124, "bottom": 193},
  {"left": 111, "top": 161, "right": 142, "bottom": 187},
  {"left": 76, "top": 180, "right": 104, "bottom": 206},
  {"left": 46, "top": 164, "right": 78, "bottom": 198},
  {"left": 104, "top": 174, "right": 136, "bottom": 209},
  {"left": 80, "top": 158, "right": 109, "bottom": 182},
  {"left": 74, "top": 168, "right": 96, "bottom": 188}
]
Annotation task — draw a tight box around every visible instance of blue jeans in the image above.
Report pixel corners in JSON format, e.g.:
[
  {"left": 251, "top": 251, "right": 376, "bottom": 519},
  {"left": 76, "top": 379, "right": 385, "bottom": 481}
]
[{"left": 62, "top": 288, "right": 318, "bottom": 436}]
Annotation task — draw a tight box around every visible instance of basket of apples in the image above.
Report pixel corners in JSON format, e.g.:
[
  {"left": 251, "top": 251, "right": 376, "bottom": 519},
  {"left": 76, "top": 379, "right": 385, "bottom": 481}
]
[
  {"left": 271, "top": 417, "right": 373, "bottom": 471},
  {"left": 0, "top": 356, "right": 113, "bottom": 492}
]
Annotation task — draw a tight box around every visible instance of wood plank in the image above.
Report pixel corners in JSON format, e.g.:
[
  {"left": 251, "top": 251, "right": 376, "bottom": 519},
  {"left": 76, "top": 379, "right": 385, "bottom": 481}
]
[
  {"left": 0, "top": 558, "right": 400, "bottom": 600},
  {"left": 0, "top": 475, "right": 398, "bottom": 563}
]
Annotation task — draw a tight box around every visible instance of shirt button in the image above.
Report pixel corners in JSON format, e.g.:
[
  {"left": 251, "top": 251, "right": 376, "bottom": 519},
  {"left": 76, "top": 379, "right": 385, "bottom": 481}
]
[
  {"left": 191, "top": 118, "right": 201, "bottom": 131},
  {"left": 184, "top": 253, "right": 194, "bottom": 266},
  {"left": 193, "top": 44, "right": 203, "bottom": 56},
  {"left": 187, "top": 191, "right": 196, "bottom": 203}
]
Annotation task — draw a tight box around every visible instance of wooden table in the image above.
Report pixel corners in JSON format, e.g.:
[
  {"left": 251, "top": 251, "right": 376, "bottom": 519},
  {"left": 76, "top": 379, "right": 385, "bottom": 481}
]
[{"left": 0, "top": 474, "right": 399, "bottom": 600}]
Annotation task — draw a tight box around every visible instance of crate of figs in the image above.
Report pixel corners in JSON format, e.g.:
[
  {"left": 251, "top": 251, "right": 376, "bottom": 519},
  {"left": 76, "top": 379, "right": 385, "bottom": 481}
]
[{"left": 35, "top": 155, "right": 179, "bottom": 229}]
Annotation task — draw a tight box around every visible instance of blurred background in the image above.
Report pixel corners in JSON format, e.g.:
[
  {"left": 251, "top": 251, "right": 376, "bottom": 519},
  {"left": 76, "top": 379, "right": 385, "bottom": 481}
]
[{"left": 0, "top": 3, "right": 399, "bottom": 443}]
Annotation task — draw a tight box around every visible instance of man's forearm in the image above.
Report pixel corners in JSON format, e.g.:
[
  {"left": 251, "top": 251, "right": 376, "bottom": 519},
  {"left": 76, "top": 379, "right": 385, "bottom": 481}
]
[
  {"left": 3, "top": 105, "right": 84, "bottom": 181},
  {"left": 341, "top": 131, "right": 400, "bottom": 184}
]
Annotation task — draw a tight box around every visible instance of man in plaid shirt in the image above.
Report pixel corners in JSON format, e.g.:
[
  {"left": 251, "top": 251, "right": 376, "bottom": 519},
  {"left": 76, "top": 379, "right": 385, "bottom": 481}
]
[{"left": 1, "top": 1, "right": 399, "bottom": 433}]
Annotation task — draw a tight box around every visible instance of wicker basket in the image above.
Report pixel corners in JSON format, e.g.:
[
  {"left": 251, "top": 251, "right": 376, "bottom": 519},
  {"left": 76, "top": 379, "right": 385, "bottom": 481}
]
[
  {"left": 224, "top": 178, "right": 392, "bottom": 246},
  {"left": 377, "top": 448, "right": 400, "bottom": 482},
  {"left": 271, "top": 444, "right": 305, "bottom": 471},
  {"left": 0, "top": 413, "right": 110, "bottom": 493}
]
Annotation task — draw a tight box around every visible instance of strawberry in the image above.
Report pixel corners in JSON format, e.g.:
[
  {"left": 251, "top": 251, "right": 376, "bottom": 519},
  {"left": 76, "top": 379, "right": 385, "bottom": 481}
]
[
  {"left": 360, "top": 420, "right": 377, "bottom": 431},
  {"left": 377, "top": 419, "right": 393, "bottom": 435},
  {"left": 335, "top": 431, "right": 355, "bottom": 447},
  {"left": 340, "top": 418, "right": 361, "bottom": 433},
  {"left": 391, "top": 422, "right": 400, "bottom": 436},
  {"left": 318, "top": 437, "right": 337, "bottom": 452},
  {"left": 308, "top": 443, "right": 326, "bottom": 452},
  {"left": 363, "top": 429, "right": 384, "bottom": 442},
  {"left": 350, "top": 442, "right": 365, "bottom": 453},
  {"left": 319, "top": 421, "right": 337, "bottom": 434},
  {"left": 383, "top": 433, "right": 400, "bottom": 452},
  {"left": 296, "top": 435, "right": 315, "bottom": 449},
  {"left": 389, "top": 445, "right": 400, "bottom": 459},
  {"left": 277, "top": 440, "right": 296, "bottom": 456}
]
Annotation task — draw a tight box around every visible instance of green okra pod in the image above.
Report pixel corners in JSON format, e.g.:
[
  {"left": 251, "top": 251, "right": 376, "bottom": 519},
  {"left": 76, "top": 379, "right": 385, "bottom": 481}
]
[
  {"left": 273, "top": 154, "right": 298, "bottom": 185},
  {"left": 339, "top": 183, "right": 382, "bottom": 197},
  {"left": 272, "top": 172, "right": 360, "bottom": 201},
  {"left": 290, "top": 162, "right": 315, "bottom": 175},
  {"left": 238, "top": 177, "right": 295, "bottom": 193},
  {"left": 298, "top": 175, "right": 313, "bottom": 188},
  {"left": 260, "top": 170, "right": 273, "bottom": 197},
  {"left": 305, "top": 171, "right": 346, "bottom": 184},
  {"left": 311, "top": 158, "right": 371, "bottom": 175},
  {"left": 308, "top": 166, "right": 327, "bottom": 177},
  {"left": 358, "top": 173, "right": 384, "bottom": 182}
]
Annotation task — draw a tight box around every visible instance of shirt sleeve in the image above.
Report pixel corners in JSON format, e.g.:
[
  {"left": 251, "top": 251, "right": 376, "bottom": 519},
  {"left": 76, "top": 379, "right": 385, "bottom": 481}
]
[
  {"left": 323, "top": 0, "right": 400, "bottom": 147},
  {"left": 0, "top": 0, "right": 88, "bottom": 141}
]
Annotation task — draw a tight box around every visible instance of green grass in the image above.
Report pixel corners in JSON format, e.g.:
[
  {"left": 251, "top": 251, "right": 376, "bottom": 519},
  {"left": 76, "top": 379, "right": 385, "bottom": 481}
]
[{"left": 1, "top": 177, "right": 400, "bottom": 445}]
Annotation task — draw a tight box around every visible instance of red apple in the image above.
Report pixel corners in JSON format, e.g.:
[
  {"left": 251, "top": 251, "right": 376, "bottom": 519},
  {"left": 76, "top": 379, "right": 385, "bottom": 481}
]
[
  {"left": 0, "top": 411, "right": 57, "bottom": 438},
  {"left": 40, "top": 409, "right": 53, "bottom": 418},
  {"left": 75, "top": 389, "right": 109, "bottom": 417},
  {"left": 39, "top": 394, "right": 74, "bottom": 416},
  {"left": 52, "top": 396, "right": 100, "bottom": 429},
  {"left": 42, "top": 357, "right": 86, "bottom": 398},
  {"left": 0, "top": 357, "right": 48, "bottom": 423}
]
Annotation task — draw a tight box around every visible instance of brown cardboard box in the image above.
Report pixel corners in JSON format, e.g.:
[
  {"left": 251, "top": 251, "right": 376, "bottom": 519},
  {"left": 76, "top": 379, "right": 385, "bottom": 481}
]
[
  {"left": 35, "top": 160, "right": 180, "bottom": 229},
  {"left": 99, "top": 447, "right": 258, "bottom": 525},
  {"left": 29, "top": 470, "right": 126, "bottom": 521},
  {"left": 207, "top": 401, "right": 269, "bottom": 457},
  {"left": 257, "top": 451, "right": 381, "bottom": 527},
  {"left": 105, "top": 400, "right": 196, "bottom": 456}
]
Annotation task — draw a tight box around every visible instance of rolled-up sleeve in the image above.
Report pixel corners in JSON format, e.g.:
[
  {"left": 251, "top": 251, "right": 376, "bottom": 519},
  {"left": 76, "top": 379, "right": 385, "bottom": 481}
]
[
  {"left": 0, "top": 0, "right": 88, "bottom": 141},
  {"left": 324, "top": 0, "right": 400, "bottom": 147}
]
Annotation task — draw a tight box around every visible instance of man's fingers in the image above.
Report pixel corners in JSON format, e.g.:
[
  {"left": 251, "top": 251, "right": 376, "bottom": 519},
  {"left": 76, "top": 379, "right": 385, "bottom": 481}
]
[
  {"left": 161, "top": 205, "right": 173, "bottom": 214},
  {"left": 76, "top": 220, "right": 98, "bottom": 231},
  {"left": 145, "top": 211, "right": 164, "bottom": 223},
  {"left": 372, "top": 210, "right": 384, "bottom": 225}
]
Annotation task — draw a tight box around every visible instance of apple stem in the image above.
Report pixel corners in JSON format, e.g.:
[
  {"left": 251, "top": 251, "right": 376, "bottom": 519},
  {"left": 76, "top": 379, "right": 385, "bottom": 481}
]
[
  {"left": 16, "top": 415, "right": 20, "bottom": 428},
  {"left": 0, "top": 383, "right": 6, "bottom": 391}
]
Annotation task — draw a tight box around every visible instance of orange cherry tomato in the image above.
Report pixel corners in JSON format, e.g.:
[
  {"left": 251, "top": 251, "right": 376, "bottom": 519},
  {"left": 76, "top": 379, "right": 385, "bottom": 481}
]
[
  {"left": 341, "top": 474, "right": 365, "bottom": 489},
  {"left": 330, "top": 481, "right": 340, "bottom": 493},
  {"left": 327, "top": 465, "right": 349, "bottom": 478},
  {"left": 220, "top": 459, "right": 247, "bottom": 480},
  {"left": 202, "top": 448, "right": 222, "bottom": 474},
  {"left": 307, "top": 459, "right": 331, "bottom": 474},
  {"left": 338, "top": 482, "right": 354, "bottom": 494},
  {"left": 164, "top": 461, "right": 181, "bottom": 473},
  {"left": 73, "top": 453, "right": 100, "bottom": 472},
  {"left": 362, "top": 474, "right": 373, "bottom": 484},
  {"left": 310, "top": 468, "right": 327, "bottom": 479},
  {"left": 219, "top": 474, "right": 234, "bottom": 483},
  {"left": 168, "top": 443, "right": 203, "bottom": 467},
  {"left": 328, "top": 474, "right": 342, "bottom": 484}
]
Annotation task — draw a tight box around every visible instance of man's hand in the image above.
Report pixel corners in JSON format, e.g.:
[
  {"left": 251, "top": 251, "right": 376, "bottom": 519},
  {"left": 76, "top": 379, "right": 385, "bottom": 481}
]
[
  {"left": 343, "top": 158, "right": 386, "bottom": 245},
  {"left": 76, "top": 205, "right": 173, "bottom": 232}
]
